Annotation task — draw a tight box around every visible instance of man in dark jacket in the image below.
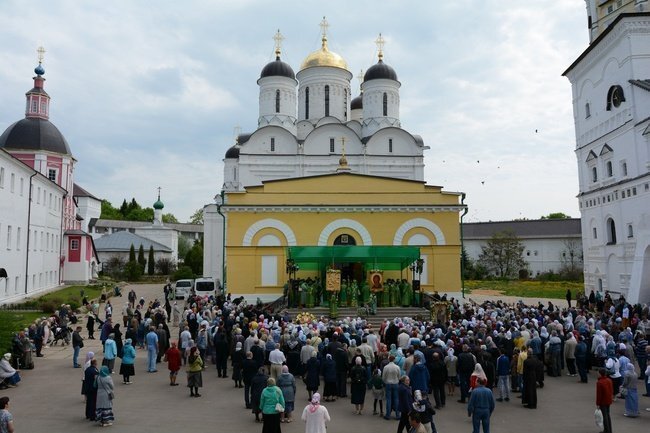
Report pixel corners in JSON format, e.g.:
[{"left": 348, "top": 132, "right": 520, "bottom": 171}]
[
  {"left": 250, "top": 367, "right": 269, "bottom": 422},
  {"left": 334, "top": 345, "right": 349, "bottom": 397},
  {"left": 72, "top": 326, "right": 84, "bottom": 368},
  {"left": 429, "top": 352, "right": 447, "bottom": 409},
  {"left": 457, "top": 344, "right": 476, "bottom": 403},
  {"left": 242, "top": 352, "right": 258, "bottom": 409},
  {"left": 397, "top": 376, "right": 413, "bottom": 433},
  {"left": 574, "top": 336, "right": 589, "bottom": 383}
]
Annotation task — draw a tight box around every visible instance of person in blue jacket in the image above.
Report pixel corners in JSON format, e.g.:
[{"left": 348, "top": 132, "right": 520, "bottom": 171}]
[
  {"left": 467, "top": 377, "right": 495, "bottom": 433},
  {"left": 495, "top": 350, "right": 510, "bottom": 402},
  {"left": 408, "top": 354, "right": 430, "bottom": 395}
]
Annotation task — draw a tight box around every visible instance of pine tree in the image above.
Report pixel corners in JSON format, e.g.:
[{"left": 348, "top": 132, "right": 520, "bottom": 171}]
[
  {"left": 138, "top": 244, "right": 146, "bottom": 273},
  {"left": 148, "top": 245, "right": 155, "bottom": 275},
  {"left": 129, "top": 244, "right": 136, "bottom": 262}
]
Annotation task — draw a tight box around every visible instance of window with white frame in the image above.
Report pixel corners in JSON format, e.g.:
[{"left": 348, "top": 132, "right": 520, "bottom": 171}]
[
  {"left": 270, "top": 137, "right": 275, "bottom": 152},
  {"left": 48, "top": 169, "right": 56, "bottom": 182},
  {"left": 329, "top": 138, "right": 335, "bottom": 153},
  {"left": 20, "top": 177, "right": 24, "bottom": 196},
  {"left": 585, "top": 102, "right": 591, "bottom": 118},
  {"left": 10, "top": 173, "right": 14, "bottom": 192},
  {"left": 70, "top": 239, "right": 79, "bottom": 250},
  {"left": 606, "top": 161, "right": 613, "bottom": 177},
  {"left": 389, "top": 138, "right": 393, "bottom": 153},
  {"left": 6, "top": 225, "right": 12, "bottom": 250},
  {"left": 0, "top": 167, "right": 4, "bottom": 188},
  {"left": 16, "top": 227, "right": 20, "bottom": 250},
  {"left": 627, "top": 224, "right": 634, "bottom": 238}
]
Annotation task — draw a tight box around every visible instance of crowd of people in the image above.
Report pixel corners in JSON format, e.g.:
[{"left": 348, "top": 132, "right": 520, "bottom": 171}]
[{"left": 2, "top": 284, "right": 650, "bottom": 433}]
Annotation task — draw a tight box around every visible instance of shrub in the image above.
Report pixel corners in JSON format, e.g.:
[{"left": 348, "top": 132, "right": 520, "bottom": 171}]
[
  {"left": 156, "top": 258, "right": 177, "bottom": 275},
  {"left": 125, "top": 260, "right": 142, "bottom": 281},
  {"left": 173, "top": 266, "right": 194, "bottom": 281}
]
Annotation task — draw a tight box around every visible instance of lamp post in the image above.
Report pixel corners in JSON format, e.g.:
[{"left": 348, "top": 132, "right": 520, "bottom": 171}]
[
  {"left": 214, "top": 191, "right": 226, "bottom": 293},
  {"left": 460, "top": 192, "right": 468, "bottom": 299},
  {"left": 409, "top": 258, "right": 424, "bottom": 306},
  {"left": 285, "top": 258, "right": 299, "bottom": 307}
]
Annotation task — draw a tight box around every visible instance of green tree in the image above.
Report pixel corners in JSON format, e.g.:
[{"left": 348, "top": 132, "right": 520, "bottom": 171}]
[
  {"left": 125, "top": 260, "right": 142, "bottom": 281},
  {"left": 103, "top": 255, "right": 125, "bottom": 279},
  {"left": 478, "top": 230, "right": 528, "bottom": 278},
  {"left": 100, "top": 200, "right": 123, "bottom": 220},
  {"left": 178, "top": 236, "right": 192, "bottom": 259},
  {"left": 184, "top": 243, "right": 203, "bottom": 276},
  {"left": 189, "top": 208, "right": 204, "bottom": 225},
  {"left": 119, "top": 199, "right": 129, "bottom": 217},
  {"left": 162, "top": 213, "right": 179, "bottom": 223},
  {"left": 147, "top": 245, "right": 155, "bottom": 276},
  {"left": 137, "top": 244, "right": 146, "bottom": 273},
  {"left": 541, "top": 212, "right": 571, "bottom": 219},
  {"left": 173, "top": 265, "right": 194, "bottom": 280},
  {"left": 129, "top": 244, "right": 136, "bottom": 262}
]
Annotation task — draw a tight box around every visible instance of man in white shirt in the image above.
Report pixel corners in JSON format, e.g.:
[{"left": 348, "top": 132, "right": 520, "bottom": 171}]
[
  {"left": 382, "top": 356, "right": 401, "bottom": 420},
  {"left": 269, "top": 343, "right": 286, "bottom": 379}
]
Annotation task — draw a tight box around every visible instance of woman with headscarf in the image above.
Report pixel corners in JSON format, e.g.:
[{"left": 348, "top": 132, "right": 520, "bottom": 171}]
[
  {"left": 119, "top": 338, "right": 136, "bottom": 384},
  {"left": 621, "top": 363, "right": 640, "bottom": 417},
  {"left": 277, "top": 365, "right": 296, "bottom": 423},
  {"left": 95, "top": 365, "right": 115, "bottom": 427},
  {"left": 470, "top": 363, "right": 487, "bottom": 392},
  {"left": 81, "top": 351, "right": 95, "bottom": 397},
  {"left": 95, "top": 365, "right": 115, "bottom": 426},
  {"left": 0, "top": 354, "right": 20, "bottom": 388},
  {"left": 445, "top": 347, "right": 458, "bottom": 396},
  {"left": 186, "top": 346, "right": 204, "bottom": 397},
  {"left": 350, "top": 356, "right": 368, "bottom": 415},
  {"left": 260, "top": 376, "right": 285, "bottom": 433},
  {"left": 321, "top": 354, "right": 337, "bottom": 402},
  {"left": 302, "top": 393, "right": 330, "bottom": 433},
  {"left": 231, "top": 341, "right": 244, "bottom": 388},
  {"left": 252, "top": 367, "right": 270, "bottom": 422},
  {"left": 83, "top": 358, "right": 99, "bottom": 420},
  {"left": 304, "top": 352, "right": 321, "bottom": 402}
]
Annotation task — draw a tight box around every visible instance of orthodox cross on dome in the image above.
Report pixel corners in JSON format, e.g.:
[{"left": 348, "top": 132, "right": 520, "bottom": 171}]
[
  {"left": 375, "top": 33, "right": 385, "bottom": 61},
  {"left": 357, "top": 69, "right": 364, "bottom": 92},
  {"left": 337, "top": 136, "right": 351, "bottom": 172},
  {"left": 273, "top": 29, "right": 284, "bottom": 59},
  {"left": 320, "top": 16, "right": 329, "bottom": 38},
  {"left": 37, "top": 46, "right": 46, "bottom": 64},
  {"left": 157, "top": 186, "right": 162, "bottom": 201}
]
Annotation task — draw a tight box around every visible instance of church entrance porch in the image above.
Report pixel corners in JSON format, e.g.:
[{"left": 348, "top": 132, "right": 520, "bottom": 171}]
[{"left": 285, "top": 245, "right": 421, "bottom": 309}]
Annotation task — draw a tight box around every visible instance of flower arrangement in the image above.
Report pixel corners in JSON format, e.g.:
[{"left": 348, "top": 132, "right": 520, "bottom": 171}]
[{"left": 295, "top": 312, "right": 316, "bottom": 324}]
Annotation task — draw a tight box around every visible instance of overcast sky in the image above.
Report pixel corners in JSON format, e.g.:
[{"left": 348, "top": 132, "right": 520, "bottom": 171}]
[{"left": 0, "top": 0, "right": 589, "bottom": 223}]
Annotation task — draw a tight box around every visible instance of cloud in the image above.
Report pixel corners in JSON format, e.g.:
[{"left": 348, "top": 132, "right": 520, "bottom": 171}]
[{"left": 0, "top": 0, "right": 590, "bottom": 223}]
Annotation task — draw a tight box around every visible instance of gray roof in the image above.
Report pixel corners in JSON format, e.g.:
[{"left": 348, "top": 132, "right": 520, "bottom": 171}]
[
  {"left": 92, "top": 218, "right": 203, "bottom": 233},
  {"left": 73, "top": 183, "right": 101, "bottom": 201},
  {"left": 464, "top": 218, "right": 581, "bottom": 239},
  {"left": 630, "top": 79, "right": 650, "bottom": 92},
  {"left": 94, "top": 231, "right": 172, "bottom": 253}
]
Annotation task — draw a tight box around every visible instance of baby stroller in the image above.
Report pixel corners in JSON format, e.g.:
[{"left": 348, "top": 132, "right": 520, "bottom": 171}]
[{"left": 52, "top": 324, "right": 72, "bottom": 346}]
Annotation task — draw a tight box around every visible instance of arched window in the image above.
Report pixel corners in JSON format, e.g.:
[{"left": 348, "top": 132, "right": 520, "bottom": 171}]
[
  {"left": 305, "top": 87, "right": 309, "bottom": 119},
  {"left": 606, "top": 161, "right": 613, "bottom": 177},
  {"left": 592, "top": 166, "right": 598, "bottom": 182},
  {"left": 275, "top": 90, "right": 280, "bottom": 113},
  {"left": 585, "top": 102, "right": 591, "bottom": 118},
  {"left": 324, "top": 85, "right": 330, "bottom": 117},
  {"left": 627, "top": 224, "right": 634, "bottom": 238},
  {"left": 606, "top": 218, "right": 617, "bottom": 245},
  {"left": 383, "top": 93, "right": 388, "bottom": 116}
]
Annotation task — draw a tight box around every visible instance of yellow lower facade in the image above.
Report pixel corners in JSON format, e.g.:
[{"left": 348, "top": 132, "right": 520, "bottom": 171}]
[{"left": 223, "top": 172, "right": 465, "bottom": 298}]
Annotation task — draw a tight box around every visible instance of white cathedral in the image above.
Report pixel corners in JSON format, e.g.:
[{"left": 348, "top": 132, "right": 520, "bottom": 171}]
[{"left": 204, "top": 21, "right": 429, "bottom": 286}]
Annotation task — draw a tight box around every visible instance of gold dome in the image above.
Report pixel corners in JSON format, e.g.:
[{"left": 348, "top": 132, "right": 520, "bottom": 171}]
[{"left": 300, "top": 36, "right": 348, "bottom": 71}]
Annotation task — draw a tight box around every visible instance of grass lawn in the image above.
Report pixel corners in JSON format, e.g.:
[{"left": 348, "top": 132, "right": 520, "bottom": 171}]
[
  {"left": 0, "top": 310, "right": 43, "bottom": 354},
  {"left": 464, "top": 280, "right": 584, "bottom": 299}
]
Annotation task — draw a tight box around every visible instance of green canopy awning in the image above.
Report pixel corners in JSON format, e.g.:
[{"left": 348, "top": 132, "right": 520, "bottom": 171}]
[{"left": 287, "top": 246, "right": 420, "bottom": 271}]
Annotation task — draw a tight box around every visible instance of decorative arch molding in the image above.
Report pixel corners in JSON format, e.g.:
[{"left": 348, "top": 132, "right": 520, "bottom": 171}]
[
  {"left": 318, "top": 219, "right": 372, "bottom": 246},
  {"left": 393, "top": 218, "right": 446, "bottom": 246},
  {"left": 242, "top": 219, "right": 297, "bottom": 247}
]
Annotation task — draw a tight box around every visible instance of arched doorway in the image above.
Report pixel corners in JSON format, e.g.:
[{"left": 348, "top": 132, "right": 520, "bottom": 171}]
[{"left": 332, "top": 234, "right": 363, "bottom": 284}]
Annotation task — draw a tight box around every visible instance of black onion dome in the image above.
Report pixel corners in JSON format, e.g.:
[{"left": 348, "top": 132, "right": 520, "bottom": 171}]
[
  {"left": 260, "top": 58, "right": 295, "bottom": 80},
  {"left": 225, "top": 145, "right": 240, "bottom": 159},
  {"left": 351, "top": 95, "right": 363, "bottom": 110},
  {"left": 0, "top": 118, "right": 72, "bottom": 155},
  {"left": 364, "top": 60, "right": 398, "bottom": 82}
]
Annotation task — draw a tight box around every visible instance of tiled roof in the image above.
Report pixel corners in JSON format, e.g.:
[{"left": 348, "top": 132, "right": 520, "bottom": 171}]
[
  {"left": 464, "top": 218, "right": 581, "bottom": 239},
  {"left": 94, "top": 231, "right": 172, "bottom": 252}
]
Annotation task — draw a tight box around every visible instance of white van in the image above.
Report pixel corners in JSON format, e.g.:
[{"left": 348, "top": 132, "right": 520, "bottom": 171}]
[
  {"left": 174, "top": 279, "right": 194, "bottom": 299},
  {"left": 194, "top": 277, "right": 220, "bottom": 298}
]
